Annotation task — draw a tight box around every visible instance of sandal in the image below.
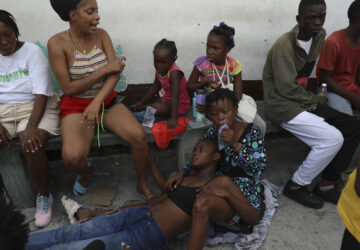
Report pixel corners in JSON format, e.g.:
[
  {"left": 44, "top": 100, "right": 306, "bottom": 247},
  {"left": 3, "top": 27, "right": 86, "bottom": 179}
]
[
  {"left": 73, "top": 159, "right": 92, "bottom": 196},
  {"left": 73, "top": 175, "right": 88, "bottom": 196},
  {"left": 61, "top": 195, "right": 82, "bottom": 224}
]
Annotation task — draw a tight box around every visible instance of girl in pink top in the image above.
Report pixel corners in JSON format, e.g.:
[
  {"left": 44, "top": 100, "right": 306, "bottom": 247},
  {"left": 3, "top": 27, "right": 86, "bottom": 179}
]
[{"left": 131, "top": 39, "right": 190, "bottom": 129}]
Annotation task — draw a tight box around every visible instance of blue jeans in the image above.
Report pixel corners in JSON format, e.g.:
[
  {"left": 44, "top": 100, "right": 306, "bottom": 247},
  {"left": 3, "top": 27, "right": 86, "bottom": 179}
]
[
  {"left": 26, "top": 206, "right": 167, "bottom": 250},
  {"left": 327, "top": 92, "right": 353, "bottom": 116}
]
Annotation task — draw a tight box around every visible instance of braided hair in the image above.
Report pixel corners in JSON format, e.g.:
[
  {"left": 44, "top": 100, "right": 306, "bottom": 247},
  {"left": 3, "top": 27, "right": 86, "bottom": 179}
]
[
  {"left": 209, "top": 22, "right": 235, "bottom": 49},
  {"left": 153, "top": 39, "right": 178, "bottom": 60},
  {"left": 206, "top": 88, "right": 238, "bottom": 111}
]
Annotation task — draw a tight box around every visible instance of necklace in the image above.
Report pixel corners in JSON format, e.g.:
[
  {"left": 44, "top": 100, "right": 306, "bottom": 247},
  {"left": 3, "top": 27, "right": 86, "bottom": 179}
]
[
  {"left": 212, "top": 59, "right": 229, "bottom": 86},
  {"left": 184, "top": 174, "right": 215, "bottom": 187},
  {"left": 68, "top": 30, "right": 91, "bottom": 54}
]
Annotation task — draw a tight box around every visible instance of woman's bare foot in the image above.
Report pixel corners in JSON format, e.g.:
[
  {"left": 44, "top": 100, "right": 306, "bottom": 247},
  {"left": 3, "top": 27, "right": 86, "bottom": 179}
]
[
  {"left": 75, "top": 207, "right": 90, "bottom": 221},
  {"left": 137, "top": 183, "right": 155, "bottom": 200}
]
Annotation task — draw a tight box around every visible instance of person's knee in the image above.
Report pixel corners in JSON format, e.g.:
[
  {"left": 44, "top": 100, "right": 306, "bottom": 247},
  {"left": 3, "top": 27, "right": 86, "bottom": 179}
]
[
  {"left": 62, "top": 149, "right": 87, "bottom": 171},
  {"left": 327, "top": 128, "right": 344, "bottom": 150},
  {"left": 128, "top": 128, "right": 148, "bottom": 148},
  {"left": 315, "top": 126, "right": 344, "bottom": 152}
]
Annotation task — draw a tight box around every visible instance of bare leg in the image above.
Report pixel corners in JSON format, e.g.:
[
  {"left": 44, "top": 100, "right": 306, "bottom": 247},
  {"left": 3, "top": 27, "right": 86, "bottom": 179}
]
[
  {"left": 187, "top": 193, "right": 236, "bottom": 250},
  {"left": 103, "top": 103, "right": 154, "bottom": 199},
  {"left": 61, "top": 114, "right": 95, "bottom": 188},
  {"left": 187, "top": 176, "right": 261, "bottom": 250},
  {"left": 19, "top": 129, "right": 50, "bottom": 196},
  {"left": 75, "top": 201, "right": 148, "bottom": 221},
  {"left": 75, "top": 207, "right": 114, "bottom": 220},
  {"left": 148, "top": 158, "right": 167, "bottom": 193},
  {"left": 150, "top": 101, "right": 171, "bottom": 116}
]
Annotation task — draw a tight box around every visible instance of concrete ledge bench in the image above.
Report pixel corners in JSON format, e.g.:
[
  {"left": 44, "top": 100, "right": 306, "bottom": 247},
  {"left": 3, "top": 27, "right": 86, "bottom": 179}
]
[
  {"left": 0, "top": 116, "right": 210, "bottom": 209},
  {"left": 4, "top": 78, "right": 355, "bottom": 209},
  {"left": 0, "top": 80, "right": 283, "bottom": 209}
]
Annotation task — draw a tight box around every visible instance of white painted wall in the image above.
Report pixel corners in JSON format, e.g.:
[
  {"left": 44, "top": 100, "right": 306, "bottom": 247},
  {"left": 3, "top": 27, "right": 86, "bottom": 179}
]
[{"left": 2, "top": 0, "right": 354, "bottom": 83}]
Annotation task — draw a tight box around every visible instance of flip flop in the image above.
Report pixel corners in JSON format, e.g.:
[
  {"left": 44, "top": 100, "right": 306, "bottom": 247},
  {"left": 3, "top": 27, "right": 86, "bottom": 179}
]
[
  {"left": 73, "top": 159, "right": 92, "bottom": 196},
  {"left": 73, "top": 175, "right": 88, "bottom": 196}
]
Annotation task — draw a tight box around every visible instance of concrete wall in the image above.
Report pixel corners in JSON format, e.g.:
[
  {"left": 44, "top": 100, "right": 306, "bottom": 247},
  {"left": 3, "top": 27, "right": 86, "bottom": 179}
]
[{"left": 3, "top": 0, "right": 353, "bottom": 83}]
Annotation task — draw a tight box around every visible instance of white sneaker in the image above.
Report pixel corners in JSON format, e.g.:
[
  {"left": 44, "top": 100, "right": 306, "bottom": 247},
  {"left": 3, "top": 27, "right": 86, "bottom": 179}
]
[
  {"left": 34, "top": 194, "right": 53, "bottom": 227},
  {"left": 61, "top": 195, "right": 82, "bottom": 224}
]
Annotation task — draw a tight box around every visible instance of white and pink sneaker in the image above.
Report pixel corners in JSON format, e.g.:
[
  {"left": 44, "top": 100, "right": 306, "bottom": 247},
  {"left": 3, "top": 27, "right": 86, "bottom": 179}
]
[{"left": 34, "top": 194, "right": 53, "bottom": 227}]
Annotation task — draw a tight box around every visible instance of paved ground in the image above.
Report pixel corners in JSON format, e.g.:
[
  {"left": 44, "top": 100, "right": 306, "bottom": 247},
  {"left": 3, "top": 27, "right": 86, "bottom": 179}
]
[{"left": 21, "top": 137, "right": 346, "bottom": 250}]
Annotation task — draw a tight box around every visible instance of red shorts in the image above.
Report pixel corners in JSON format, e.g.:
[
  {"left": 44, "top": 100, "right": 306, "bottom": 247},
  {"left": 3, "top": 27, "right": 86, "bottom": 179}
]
[{"left": 60, "top": 91, "right": 117, "bottom": 119}]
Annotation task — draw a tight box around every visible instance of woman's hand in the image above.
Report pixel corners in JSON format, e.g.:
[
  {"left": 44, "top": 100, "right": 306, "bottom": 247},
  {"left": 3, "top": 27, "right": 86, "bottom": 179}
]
[
  {"left": 105, "top": 56, "right": 126, "bottom": 74},
  {"left": 81, "top": 101, "right": 101, "bottom": 129},
  {"left": 0, "top": 124, "right": 12, "bottom": 148},
  {"left": 166, "top": 172, "right": 184, "bottom": 191},
  {"left": 197, "top": 176, "right": 232, "bottom": 199},
  {"left": 220, "top": 127, "right": 238, "bottom": 148},
  {"left": 130, "top": 101, "right": 145, "bottom": 111},
  {"left": 22, "top": 126, "right": 42, "bottom": 153},
  {"left": 167, "top": 118, "right": 178, "bottom": 130}
]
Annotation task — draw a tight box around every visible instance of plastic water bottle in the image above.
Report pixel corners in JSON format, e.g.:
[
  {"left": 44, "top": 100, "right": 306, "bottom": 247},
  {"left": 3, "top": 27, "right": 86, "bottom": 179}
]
[
  {"left": 142, "top": 106, "right": 156, "bottom": 128},
  {"left": 218, "top": 124, "right": 229, "bottom": 150},
  {"left": 195, "top": 89, "right": 206, "bottom": 120},
  {"left": 192, "top": 93, "right": 197, "bottom": 118},
  {"left": 318, "top": 83, "right": 327, "bottom": 97}
]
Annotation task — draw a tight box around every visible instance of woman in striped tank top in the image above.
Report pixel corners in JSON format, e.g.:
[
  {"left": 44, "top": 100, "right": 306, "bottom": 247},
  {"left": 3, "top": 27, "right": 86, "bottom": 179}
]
[{"left": 48, "top": 0, "right": 155, "bottom": 199}]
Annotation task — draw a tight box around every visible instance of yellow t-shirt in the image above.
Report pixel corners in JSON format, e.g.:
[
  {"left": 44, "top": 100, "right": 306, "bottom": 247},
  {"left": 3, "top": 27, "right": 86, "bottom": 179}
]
[{"left": 337, "top": 169, "right": 360, "bottom": 242}]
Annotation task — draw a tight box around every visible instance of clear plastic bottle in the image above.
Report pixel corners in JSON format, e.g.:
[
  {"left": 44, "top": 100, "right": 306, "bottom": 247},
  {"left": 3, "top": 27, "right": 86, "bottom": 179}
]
[
  {"left": 318, "top": 83, "right": 328, "bottom": 97},
  {"left": 195, "top": 89, "right": 206, "bottom": 120},
  {"left": 218, "top": 124, "right": 229, "bottom": 150},
  {"left": 142, "top": 106, "right": 157, "bottom": 128}
]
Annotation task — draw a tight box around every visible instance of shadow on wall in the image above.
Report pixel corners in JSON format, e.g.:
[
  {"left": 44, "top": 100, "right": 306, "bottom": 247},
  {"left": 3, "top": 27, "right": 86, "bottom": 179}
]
[{"left": 35, "top": 42, "right": 127, "bottom": 97}]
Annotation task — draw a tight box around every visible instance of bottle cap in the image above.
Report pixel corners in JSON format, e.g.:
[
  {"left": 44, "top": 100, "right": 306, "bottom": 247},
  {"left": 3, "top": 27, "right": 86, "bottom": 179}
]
[{"left": 321, "top": 83, "right": 327, "bottom": 87}]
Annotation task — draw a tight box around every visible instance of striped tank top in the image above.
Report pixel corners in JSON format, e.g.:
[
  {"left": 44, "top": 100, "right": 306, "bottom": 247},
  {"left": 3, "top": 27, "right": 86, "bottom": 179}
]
[{"left": 69, "top": 32, "right": 108, "bottom": 98}]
